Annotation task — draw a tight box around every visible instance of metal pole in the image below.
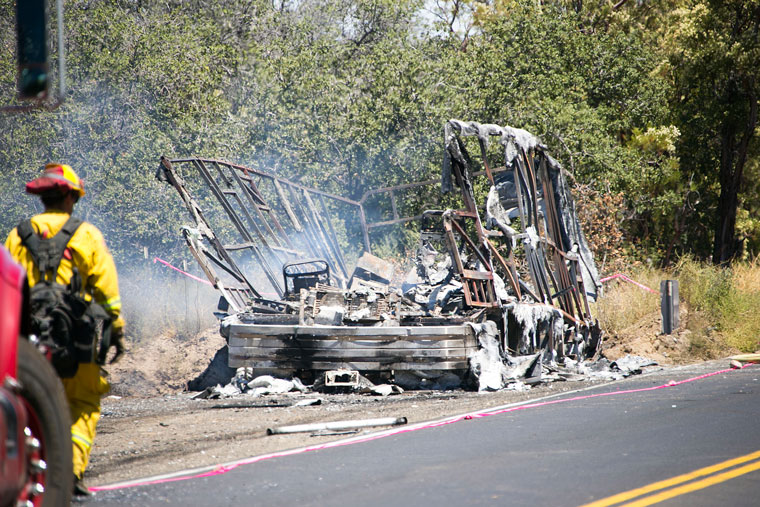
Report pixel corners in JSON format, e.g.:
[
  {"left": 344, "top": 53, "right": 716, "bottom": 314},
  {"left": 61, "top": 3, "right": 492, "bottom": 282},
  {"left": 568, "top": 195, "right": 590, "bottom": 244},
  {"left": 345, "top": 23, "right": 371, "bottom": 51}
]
[
  {"left": 56, "top": 0, "right": 65, "bottom": 96},
  {"left": 661, "top": 280, "right": 679, "bottom": 334},
  {"left": 267, "top": 417, "right": 407, "bottom": 435}
]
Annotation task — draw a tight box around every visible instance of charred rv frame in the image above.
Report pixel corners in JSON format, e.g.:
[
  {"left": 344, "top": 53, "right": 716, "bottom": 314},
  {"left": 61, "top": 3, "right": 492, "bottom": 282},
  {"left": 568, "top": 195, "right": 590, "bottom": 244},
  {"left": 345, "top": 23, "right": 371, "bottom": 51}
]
[{"left": 157, "top": 121, "right": 602, "bottom": 385}]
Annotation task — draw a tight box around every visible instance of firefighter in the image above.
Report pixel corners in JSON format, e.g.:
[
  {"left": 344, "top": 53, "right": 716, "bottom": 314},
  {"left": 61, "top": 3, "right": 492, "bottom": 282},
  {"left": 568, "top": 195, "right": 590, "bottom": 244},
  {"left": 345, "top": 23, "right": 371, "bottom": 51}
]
[{"left": 5, "top": 163, "right": 125, "bottom": 497}]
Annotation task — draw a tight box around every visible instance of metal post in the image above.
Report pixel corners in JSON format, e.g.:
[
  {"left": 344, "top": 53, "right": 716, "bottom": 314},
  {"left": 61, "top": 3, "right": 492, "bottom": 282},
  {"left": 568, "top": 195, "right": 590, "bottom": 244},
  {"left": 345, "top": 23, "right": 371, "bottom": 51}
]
[
  {"left": 56, "top": 0, "right": 66, "bottom": 97},
  {"left": 661, "top": 280, "right": 679, "bottom": 334}
]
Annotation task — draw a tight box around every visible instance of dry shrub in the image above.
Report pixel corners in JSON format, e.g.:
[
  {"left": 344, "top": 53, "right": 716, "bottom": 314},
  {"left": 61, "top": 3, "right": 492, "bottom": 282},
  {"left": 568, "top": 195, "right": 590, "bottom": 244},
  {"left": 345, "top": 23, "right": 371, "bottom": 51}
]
[
  {"left": 672, "top": 257, "right": 730, "bottom": 357},
  {"left": 675, "top": 257, "right": 731, "bottom": 316},
  {"left": 573, "top": 183, "right": 631, "bottom": 274},
  {"left": 723, "top": 260, "right": 760, "bottom": 352},
  {"left": 675, "top": 256, "right": 760, "bottom": 354}
]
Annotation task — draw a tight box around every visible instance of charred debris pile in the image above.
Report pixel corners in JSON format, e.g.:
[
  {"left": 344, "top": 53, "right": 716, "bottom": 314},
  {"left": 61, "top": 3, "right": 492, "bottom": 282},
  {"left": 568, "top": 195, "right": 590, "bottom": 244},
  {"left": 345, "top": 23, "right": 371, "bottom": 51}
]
[{"left": 157, "top": 120, "right": 651, "bottom": 393}]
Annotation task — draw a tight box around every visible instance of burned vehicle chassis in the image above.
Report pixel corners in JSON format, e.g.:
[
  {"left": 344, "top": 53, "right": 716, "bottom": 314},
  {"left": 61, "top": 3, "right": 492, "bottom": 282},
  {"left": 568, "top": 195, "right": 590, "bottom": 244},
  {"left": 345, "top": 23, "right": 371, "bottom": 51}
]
[{"left": 157, "top": 120, "right": 602, "bottom": 387}]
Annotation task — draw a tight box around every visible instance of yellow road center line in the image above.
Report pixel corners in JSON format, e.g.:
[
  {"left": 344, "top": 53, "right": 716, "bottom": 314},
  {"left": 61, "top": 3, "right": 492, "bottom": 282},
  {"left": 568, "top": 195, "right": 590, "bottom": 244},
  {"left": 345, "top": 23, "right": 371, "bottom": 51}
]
[
  {"left": 620, "top": 459, "right": 760, "bottom": 507},
  {"left": 579, "top": 449, "right": 760, "bottom": 507}
]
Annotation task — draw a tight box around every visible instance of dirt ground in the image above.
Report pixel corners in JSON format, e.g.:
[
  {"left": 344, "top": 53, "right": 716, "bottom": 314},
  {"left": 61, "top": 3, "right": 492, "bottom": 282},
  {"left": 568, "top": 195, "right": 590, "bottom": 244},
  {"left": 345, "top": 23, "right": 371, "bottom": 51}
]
[
  {"left": 601, "top": 301, "right": 696, "bottom": 365},
  {"left": 89, "top": 307, "right": 701, "bottom": 489}
]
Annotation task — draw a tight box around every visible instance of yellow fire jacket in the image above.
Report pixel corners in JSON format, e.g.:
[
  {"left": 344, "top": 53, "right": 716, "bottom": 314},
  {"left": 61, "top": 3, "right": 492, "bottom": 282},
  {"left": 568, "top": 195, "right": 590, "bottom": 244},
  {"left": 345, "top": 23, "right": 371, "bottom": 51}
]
[{"left": 5, "top": 210, "right": 125, "bottom": 335}]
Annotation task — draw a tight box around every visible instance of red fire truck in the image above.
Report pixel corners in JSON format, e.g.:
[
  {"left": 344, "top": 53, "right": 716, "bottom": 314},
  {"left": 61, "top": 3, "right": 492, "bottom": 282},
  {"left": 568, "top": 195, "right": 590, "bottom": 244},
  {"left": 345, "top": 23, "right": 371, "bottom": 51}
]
[{"left": 1, "top": 246, "right": 71, "bottom": 506}]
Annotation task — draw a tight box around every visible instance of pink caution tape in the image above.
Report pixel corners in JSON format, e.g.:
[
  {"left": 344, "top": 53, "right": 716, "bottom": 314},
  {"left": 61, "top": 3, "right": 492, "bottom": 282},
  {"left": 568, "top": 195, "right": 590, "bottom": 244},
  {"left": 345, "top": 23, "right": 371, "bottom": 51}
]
[
  {"left": 599, "top": 273, "right": 657, "bottom": 294},
  {"left": 151, "top": 257, "right": 278, "bottom": 297},
  {"left": 91, "top": 363, "right": 753, "bottom": 492},
  {"left": 153, "top": 257, "right": 213, "bottom": 286}
]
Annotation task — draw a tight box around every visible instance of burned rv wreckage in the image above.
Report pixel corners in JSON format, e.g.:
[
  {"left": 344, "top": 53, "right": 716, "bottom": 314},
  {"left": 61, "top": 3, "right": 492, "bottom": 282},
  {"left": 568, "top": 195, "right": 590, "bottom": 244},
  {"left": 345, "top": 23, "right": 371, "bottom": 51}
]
[{"left": 158, "top": 120, "right": 631, "bottom": 393}]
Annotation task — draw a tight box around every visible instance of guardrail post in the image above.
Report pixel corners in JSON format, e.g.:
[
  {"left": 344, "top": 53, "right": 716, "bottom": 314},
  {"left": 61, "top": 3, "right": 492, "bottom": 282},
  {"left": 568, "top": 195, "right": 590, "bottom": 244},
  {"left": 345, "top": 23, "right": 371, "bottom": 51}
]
[{"left": 661, "top": 280, "right": 679, "bottom": 335}]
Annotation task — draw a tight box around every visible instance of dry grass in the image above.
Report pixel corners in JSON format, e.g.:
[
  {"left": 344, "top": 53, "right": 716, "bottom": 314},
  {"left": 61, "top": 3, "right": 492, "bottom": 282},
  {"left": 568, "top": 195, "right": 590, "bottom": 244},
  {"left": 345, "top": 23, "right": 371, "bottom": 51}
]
[
  {"left": 675, "top": 256, "right": 760, "bottom": 353},
  {"left": 731, "top": 258, "right": 760, "bottom": 293},
  {"left": 596, "top": 257, "right": 760, "bottom": 359},
  {"left": 593, "top": 268, "right": 661, "bottom": 337},
  {"left": 594, "top": 257, "right": 760, "bottom": 357},
  {"left": 722, "top": 261, "right": 760, "bottom": 352}
]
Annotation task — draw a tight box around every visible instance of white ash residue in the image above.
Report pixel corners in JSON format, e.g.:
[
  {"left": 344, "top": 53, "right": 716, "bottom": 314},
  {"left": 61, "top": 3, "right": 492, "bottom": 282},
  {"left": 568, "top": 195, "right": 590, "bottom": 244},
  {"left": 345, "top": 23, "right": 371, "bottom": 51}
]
[
  {"left": 194, "top": 368, "right": 407, "bottom": 400},
  {"left": 314, "top": 305, "right": 345, "bottom": 325},
  {"left": 468, "top": 321, "right": 510, "bottom": 391},
  {"left": 512, "top": 303, "right": 563, "bottom": 355}
]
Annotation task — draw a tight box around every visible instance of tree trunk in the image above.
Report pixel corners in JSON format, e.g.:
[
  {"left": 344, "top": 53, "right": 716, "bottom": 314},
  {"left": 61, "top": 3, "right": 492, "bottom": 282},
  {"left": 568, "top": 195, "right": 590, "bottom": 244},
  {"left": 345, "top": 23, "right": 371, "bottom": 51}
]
[
  {"left": 713, "top": 152, "right": 740, "bottom": 264},
  {"left": 712, "top": 79, "right": 758, "bottom": 265}
]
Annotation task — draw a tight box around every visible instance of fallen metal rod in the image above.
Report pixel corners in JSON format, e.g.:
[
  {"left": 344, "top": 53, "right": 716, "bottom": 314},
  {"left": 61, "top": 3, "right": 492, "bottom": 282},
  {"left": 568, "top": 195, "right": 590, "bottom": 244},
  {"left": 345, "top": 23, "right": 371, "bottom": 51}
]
[{"left": 267, "top": 417, "right": 407, "bottom": 435}]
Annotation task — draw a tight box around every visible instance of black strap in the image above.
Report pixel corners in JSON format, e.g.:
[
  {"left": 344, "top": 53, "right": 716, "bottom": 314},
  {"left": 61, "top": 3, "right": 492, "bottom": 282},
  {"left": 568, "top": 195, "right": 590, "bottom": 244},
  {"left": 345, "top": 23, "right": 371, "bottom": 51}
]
[
  {"left": 97, "top": 324, "right": 112, "bottom": 365},
  {"left": 17, "top": 216, "right": 84, "bottom": 283}
]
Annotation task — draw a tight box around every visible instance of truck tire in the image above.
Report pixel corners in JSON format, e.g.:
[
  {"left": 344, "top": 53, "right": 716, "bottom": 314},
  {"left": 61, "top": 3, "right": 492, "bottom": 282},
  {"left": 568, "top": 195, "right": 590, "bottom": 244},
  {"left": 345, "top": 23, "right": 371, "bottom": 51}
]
[{"left": 17, "top": 338, "right": 73, "bottom": 507}]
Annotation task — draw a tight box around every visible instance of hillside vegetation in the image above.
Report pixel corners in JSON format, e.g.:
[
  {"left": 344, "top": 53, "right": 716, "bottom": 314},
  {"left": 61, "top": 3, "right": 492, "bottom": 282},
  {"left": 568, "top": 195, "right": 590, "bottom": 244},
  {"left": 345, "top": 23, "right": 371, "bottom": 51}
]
[{"left": 1, "top": 1, "right": 759, "bottom": 353}]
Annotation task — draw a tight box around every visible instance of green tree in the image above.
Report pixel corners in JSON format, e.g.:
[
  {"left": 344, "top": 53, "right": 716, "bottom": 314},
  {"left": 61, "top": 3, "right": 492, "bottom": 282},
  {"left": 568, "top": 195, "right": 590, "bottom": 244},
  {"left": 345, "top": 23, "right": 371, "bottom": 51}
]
[
  {"left": 666, "top": 1, "right": 760, "bottom": 264},
  {"left": 462, "top": 2, "right": 674, "bottom": 258},
  {"left": 7, "top": 0, "right": 748, "bottom": 276}
]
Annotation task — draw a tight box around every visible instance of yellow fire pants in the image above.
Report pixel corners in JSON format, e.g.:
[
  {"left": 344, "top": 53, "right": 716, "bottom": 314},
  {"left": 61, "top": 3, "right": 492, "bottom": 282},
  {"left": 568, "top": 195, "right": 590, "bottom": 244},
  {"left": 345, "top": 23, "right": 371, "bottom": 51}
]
[{"left": 62, "top": 363, "right": 110, "bottom": 479}]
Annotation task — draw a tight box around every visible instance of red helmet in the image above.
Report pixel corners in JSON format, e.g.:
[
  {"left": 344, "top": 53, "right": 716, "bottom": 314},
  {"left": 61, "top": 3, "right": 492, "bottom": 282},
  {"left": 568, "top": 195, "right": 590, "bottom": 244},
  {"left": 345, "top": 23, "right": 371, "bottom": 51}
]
[{"left": 26, "top": 163, "right": 85, "bottom": 198}]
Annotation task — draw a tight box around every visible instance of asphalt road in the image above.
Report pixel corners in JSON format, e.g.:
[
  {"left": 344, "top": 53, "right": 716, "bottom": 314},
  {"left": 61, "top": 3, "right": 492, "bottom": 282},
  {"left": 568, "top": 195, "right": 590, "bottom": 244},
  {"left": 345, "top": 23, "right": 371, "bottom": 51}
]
[{"left": 89, "top": 362, "right": 760, "bottom": 506}]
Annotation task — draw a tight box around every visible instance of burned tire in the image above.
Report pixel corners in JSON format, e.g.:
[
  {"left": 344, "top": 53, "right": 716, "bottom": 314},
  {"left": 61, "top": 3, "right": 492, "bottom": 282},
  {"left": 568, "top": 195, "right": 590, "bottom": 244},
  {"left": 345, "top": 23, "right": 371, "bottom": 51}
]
[{"left": 17, "top": 338, "right": 73, "bottom": 507}]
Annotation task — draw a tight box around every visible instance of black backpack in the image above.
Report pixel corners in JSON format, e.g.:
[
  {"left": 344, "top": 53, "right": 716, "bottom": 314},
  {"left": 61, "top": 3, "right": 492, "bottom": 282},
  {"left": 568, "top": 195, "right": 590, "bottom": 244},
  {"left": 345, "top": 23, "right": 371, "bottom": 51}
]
[{"left": 17, "top": 216, "right": 111, "bottom": 378}]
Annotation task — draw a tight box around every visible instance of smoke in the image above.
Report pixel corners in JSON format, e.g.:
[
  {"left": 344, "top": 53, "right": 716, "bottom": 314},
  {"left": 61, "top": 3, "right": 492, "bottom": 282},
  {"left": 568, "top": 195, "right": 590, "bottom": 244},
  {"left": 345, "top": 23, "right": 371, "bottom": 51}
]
[{"left": 119, "top": 262, "right": 218, "bottom": 344}]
